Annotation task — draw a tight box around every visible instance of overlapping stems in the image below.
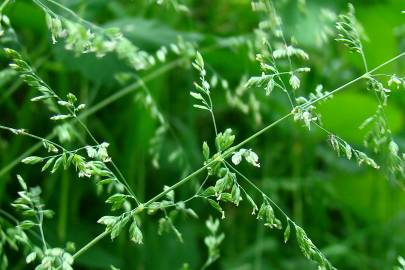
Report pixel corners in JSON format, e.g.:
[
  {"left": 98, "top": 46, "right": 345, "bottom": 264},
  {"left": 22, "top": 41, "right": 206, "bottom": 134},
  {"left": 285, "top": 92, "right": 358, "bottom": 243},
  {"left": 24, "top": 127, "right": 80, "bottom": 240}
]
[
  {"left": 58, "top": 51, "right": 405, "bottom": 262},
  {"left": 1, "top": 0, "right": 405, "bottom": 268},
  {"left": 1, "top": 51, "right": 404, "bottom": 264}
]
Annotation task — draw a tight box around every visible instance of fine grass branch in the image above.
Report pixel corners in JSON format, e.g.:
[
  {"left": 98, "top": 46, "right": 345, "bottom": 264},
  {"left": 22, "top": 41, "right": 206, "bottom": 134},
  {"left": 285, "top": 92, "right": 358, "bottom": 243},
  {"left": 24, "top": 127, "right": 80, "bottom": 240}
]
[{"left": 65, "top": 50, "right": 405, "bottom": 263}]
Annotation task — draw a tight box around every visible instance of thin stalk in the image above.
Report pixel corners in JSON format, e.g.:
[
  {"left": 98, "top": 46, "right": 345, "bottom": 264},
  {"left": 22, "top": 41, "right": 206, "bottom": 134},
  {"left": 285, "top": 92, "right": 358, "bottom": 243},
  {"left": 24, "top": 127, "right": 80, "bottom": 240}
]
[
  {"left": 209, "top": 109, "right": 218, "bottom": 136},
  {"left": 36, "top": 0, "right": 101, "bottom": 31},
  {"left": 68, "top": 51, "right": 405, "bottom": 261},
  {"left": 0, "top": 125, "right": 65, "bottom": 151},
  {"left": 360, "top": 50, "right": 369, "bottom": 73},
  {"left": 72, "top": 113, "right": 295, "bottom": 254},
  {"left": 0, "top": 0, "right": 11, "bottom": 12},
  {"left": 72, "top": 230, "right": 109, "bottom": 259},
  {"left": 75, "top": 118, "right": 139, "bottom": 203},
  {"left": 0, "top": 123, "right": 138, "bottom": 203},
  {"left": 0, "top": 41, "right": 237, "bottom": 178},
  {"left": 225, "top": 160, "right": 332, "bottom": 262},
  {"left": 0, "top": 208, "right": 18, "bottom": 224},
  {"left": 144, "top": 162, "right": 213, "bottom": 207},
  {"left": 144, "top": 112, "right": 292, "bottom": 208},
  {"left": 224, "top": 161, "right": 291, "bottom": 223},
  {"left": 303, "top": 51, "right": 405, "bottom": 110},
  {"left": 37, "top": 210, "right": 48, "bottom": 250}
]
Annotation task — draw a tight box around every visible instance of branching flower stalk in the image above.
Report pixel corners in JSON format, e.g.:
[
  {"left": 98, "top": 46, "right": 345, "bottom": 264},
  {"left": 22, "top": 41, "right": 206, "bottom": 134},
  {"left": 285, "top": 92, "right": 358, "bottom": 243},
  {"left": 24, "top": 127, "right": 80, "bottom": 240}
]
[
  {"left": 54, "top": 50, "right": 405, "bottom": 269},
  {"left": 0, "top": 40, "right": 232, "bottom": 180},
  {"left": 190, "top": 52, "right": 219, "bottom": 135},
  {"left": 4, "top": 48, "right": 140, "bottom": 203},
  {"left": 1, "top": 26, "right": 401, "bottom": 270},
  {"left": 336, "top": 4, "right": 405, "bottom": 183},
  {"left": 1, "top": 1, "right": 405, "bottom": 269}
]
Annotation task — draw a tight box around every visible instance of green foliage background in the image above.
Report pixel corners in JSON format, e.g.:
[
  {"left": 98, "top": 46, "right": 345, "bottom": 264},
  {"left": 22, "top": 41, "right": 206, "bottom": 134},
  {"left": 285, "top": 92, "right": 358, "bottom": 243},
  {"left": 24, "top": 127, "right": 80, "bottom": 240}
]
[{"left": 0, "top": 0, "right": 404, "bottom": 269}]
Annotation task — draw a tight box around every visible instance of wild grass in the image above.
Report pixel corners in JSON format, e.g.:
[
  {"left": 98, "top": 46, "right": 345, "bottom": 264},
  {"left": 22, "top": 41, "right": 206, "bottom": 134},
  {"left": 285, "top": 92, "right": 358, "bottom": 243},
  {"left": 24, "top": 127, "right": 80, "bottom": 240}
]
[{"left": 0, "top": 0, "right": 404, "bottom": 269}]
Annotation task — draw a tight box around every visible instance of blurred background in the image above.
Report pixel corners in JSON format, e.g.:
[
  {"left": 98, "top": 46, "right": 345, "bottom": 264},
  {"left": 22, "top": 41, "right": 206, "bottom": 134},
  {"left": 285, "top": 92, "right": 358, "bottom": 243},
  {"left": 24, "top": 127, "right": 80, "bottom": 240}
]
[{"left": 0, "top": 0, "right": 404, "bottom": 269}]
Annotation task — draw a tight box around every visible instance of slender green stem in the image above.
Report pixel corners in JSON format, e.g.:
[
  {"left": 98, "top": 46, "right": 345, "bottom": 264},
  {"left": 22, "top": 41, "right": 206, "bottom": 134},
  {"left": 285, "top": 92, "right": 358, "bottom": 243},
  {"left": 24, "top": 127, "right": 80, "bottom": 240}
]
[
  {"left": 0, "top": 40, "right": 236, "bottom": 178},
  {"left": 0, "top": 125, "right": 65, "bottom": 151},
  {"left": 29, "top": 60, "right": 140, "bottom": 202},
  {"left": 224, "top": 161, "right": 291, "bottom": 221},
  {"left": 142, "top": 174, "right": 209, "bottom": 210},
  {"left": 224, "top": 160, "right": 329, "bottom": 261},
  {"left": 0, "top": 208, "right": 18, "bottom": 224},
  {"left": 144, "top": 163, "right": 213, "bottom": 207},
  {"left": 74, "top": 117, "right": 139, "bottom": 203},
  {"left": 0, "top": 59, "right": 181, "bottom": 178},
  {"left": 0, "top": 0, "right": 11, "bottom": 12},
  {"left": 144, "top": 112, "right": 290, "bottom": 207},
  {"left": 209, "top": 109, "right": 218, "bottom": 136},
  {"left": 35, "top": 0, "right": 101, "bottom": 31},
  {"left": 234, "top": 113, "right": 292, "bottom": 150},
  {"left": 0, "top": 122, "right": 139, "bottom": 203},
  {"left": 360, "top": 50, "right": 369, "bottom": 73},
  {"left": 65, "top": 51, "right": 405, "bottom": 262},
  {"left": 72, "top": 230, "right": 109, "bottom": 259},
  {"left": 207, "top": 93, "right": 218, "bottom": 136},
  {"left": 74, "top": 113, "right": 295, "bottom": 255},
  {"left": 137, "top": 51, "right": 405, "bottom": 231},
  {"left": 303, "top": 51, "right": 405, "bottom": 109},
  {"left": 37, "top": 210, "right": 48, "bottom": 250}
]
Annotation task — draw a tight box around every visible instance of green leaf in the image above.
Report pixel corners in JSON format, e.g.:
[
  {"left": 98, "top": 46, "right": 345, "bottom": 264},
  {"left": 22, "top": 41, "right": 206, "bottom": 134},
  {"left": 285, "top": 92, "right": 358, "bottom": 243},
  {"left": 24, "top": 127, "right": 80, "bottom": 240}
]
[
  {"left": 43, "top": 209, "right": 55, "bottom": 218},
  {"left": 264, "top": 204, "right": 276, "bottom": 227},
  {"left": 21, "top": 156, "right": 44, "bottom": 164},
  {"left": 98, "top": 178, "right": 115, "bottom": 185},
  {"left": 97, "top": 216, "right": 118, "bottom": 226},
  {"left": 57, "top": 100, "right": 72, "bottom": 107},
  {"left": 26, "top": 252, "right": 37, "bottom": 264},
  {"left": 195, "top": 51, "right": 204, "bottom": 68},
  {"left": 203, "top": 141, "right": 210, "bottom": 160},
  {"left": 219, "top": 193, "right": 233, "bottom": 203},
  {"left": 16, "top": 175, "right": 27, "bottom": 190},
  {"left": 51, "top": 156, "right": 64, "bottom": 173},
  {"left": 215, "top": 129, "right": 235, "bottom": 151},
  {"left": 214, "top": 176, "right": 228, "bottom": 194},
  {"left": 200, "top": 186, "right": 216, "bottom": 197},
  {"left": 42, "top": 140, "right": 58, "bottom": 153},
  {"left": 111, "top": 216, "right": 130, "bottom": 239},
  {"left": 106, "top": 194, "right": 127, "bottom": 211},
  {"left": 31, "top": 95, "right": 52, "bottom": 102},
  {"left": 207, "top": 199, "right": 224, "bottom": 219},
  {"left": 67, "top": 93, "right": 77, "bottom": 104},
  {"left": 344, "top": 143, "right": 352, "bottom": 160},
  {"left": 129, "top": 219, "right": 143, "bottom": 244},
  {"left": 18, "top": 220, "right": 36, "bottom": 230},
  {"left": 42, "top": 157, "right": 55, "bottom": 172},
  {"left": 257, "top": 203, "right": 267, "bottom": 220},
  {"left": 231, "top": 184, "right": 241, "bottom": 206},
  {"left": 4, "top": 48, "right": 21, "bottom": 59},
  {"left": 284, "top": 222, "right": 291, "bottom": 243},
  {"left": 245, "top": 193, "right": 258, "bottom": 215},
  {"left": 190, "top": 91, "right": 204, "bottom": 100},
  {"left": 193, "top": 104, "right": 209, "bottom": 111},
  {"left": 50, "top": 114, "right": 72, "bottom": 121}
]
